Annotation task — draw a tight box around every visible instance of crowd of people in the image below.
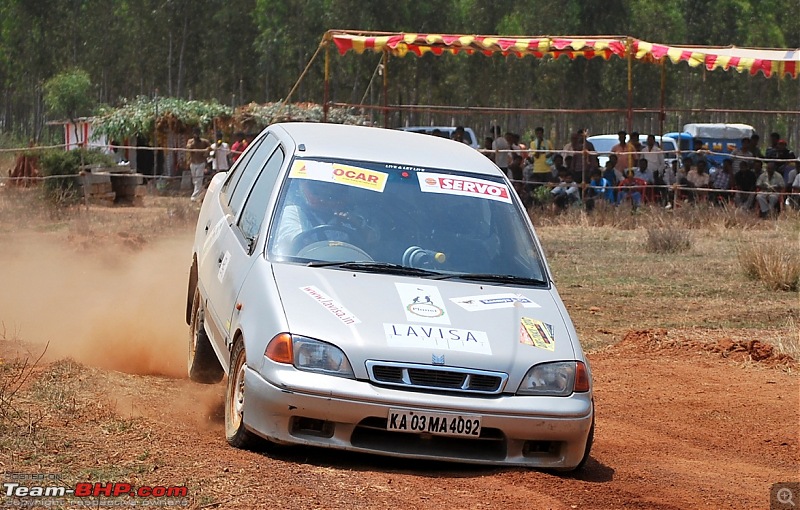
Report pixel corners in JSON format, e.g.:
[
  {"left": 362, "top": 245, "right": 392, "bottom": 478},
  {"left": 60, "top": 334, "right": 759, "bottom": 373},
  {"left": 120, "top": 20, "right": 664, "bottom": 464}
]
[
  {"left": 185, "top": 130, "right": 252, "bottom": 201},
  {"left": 474, "top": 126, "right": 799, "bottom": 218}
]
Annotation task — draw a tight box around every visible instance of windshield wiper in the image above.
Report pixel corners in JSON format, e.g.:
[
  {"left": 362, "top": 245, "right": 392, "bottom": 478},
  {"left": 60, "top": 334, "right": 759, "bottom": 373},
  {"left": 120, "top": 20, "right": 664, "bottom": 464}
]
[
  {"left": 306, "top": 261, "right": 443, "bottom": 277},
  {"left": 433, "top": 273, "right": 548, "bottom": 286}
]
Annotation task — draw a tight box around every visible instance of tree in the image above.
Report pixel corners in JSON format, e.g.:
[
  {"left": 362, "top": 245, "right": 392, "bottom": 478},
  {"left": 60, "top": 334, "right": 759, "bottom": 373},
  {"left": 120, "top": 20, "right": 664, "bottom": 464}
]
[{"left": 43, "top": 69, "right": 94, "bottom": 146}]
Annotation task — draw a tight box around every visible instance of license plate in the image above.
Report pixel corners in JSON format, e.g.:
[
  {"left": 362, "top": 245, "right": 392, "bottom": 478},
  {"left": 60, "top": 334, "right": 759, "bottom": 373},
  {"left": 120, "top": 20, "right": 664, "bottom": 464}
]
[{"left": 387, "top": 409, "right": 482, "bottom": 437}]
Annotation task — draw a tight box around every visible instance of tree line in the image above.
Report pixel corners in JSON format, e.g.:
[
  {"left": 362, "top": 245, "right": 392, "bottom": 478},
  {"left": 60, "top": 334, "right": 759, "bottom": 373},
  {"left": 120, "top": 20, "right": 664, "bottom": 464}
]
[{"left": 0, "top": 0, "right": 797, "bottom": 143}]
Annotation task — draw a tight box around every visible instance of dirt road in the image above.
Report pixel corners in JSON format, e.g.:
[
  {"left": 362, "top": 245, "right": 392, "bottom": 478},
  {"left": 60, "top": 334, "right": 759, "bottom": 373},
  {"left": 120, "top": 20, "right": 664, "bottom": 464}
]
[{"left": 0, "top": 224, "right": 797, "bottom": 510}]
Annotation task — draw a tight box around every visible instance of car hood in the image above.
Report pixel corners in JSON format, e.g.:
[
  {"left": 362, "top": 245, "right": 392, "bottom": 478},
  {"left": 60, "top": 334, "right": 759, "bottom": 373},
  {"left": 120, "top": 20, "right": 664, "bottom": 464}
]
[{"left": 272, "top": 263, "right": 577, "bottom": 380}]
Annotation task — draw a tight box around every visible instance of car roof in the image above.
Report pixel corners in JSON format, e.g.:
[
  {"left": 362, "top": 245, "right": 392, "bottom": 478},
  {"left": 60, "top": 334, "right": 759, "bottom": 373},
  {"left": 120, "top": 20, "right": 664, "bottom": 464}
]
[{"left": 272, "top": 122, "right": 499, "bottom": 177}]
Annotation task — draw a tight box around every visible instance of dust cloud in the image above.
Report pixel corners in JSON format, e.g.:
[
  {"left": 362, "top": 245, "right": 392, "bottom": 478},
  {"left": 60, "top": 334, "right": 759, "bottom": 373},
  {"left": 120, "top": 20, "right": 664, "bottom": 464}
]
[{"left": 0, "top": 232, "right": 193, "bottom": 378}]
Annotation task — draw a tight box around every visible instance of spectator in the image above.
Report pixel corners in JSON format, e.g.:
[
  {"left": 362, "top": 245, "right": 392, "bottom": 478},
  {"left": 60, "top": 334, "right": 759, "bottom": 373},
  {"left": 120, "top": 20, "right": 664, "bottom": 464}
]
[
  {"left": 550, "top": 154, "right": 564, "bottom": 180},
  {"left": 630, "top": 131, "right": 643, "bottom": 153},
  {"left": 765, "top": 132, "right": 781, "bottom": 160},
  {"left": 634, "top": 157, "right": 654, "bottom": 185},
  {"left": 755, "top": 162, "right": 785, "bottom": 218},
  {"left": 790, "top": 170, "right": 800, "bottom": 209},
  {"left": 562, "top": 131, "right": 579, "bottom": 159},
  {"left": 230, "top": 132, "right": 247, "bottom": 163},
  {"left": 734, "top": 160, "right": 758, "bottom": 210},
  {"left": 730, "top": 137, "right": 753, "bottom": 174},
  {"left": 687, "top": 160, "right": 710, "bottom": 201},
  {"left": 709, "top": 158, "right": 734, "bottom": 206},
  {"left": 641, "top": 134, "right": 665, "bottom": 179},
  {"left": 451, "top": 126, "right": 467, "bottom": 143},
  {"left": 551, "top": 167, "right": 581, "bottom": 210},
  {"left": 492, "top": 129, "right": 513, "bottom": 176},
  {"left": 653, "top": 161, "right": 673, "bottom": 207},
  {"left": 602, "top": 155, "right": 620, "bottom": 202},
  {"left": 508, "top": 154, "right": 528, "bottom": 207},
  {"left": 617, "top": 168, "right": 647, "bottom": 209},
  {"left": 750, "top": 133, "right": 764, "bottom": 160},
  {"left": 775, "top": 140, "right": 797, "bottom": 183},
  {"left": 585, "top": 167, "right": 613, "bottom": 211},
  {"left": 210, "top": 131, "right": 231, "bottom": 175},
  {"left": 567, "top": 129, "right": 598, "bottom": 184},
  {"left": 690, "top": 138, "right": 708, "bottom": 167},
  {"left": 186, "top": 127, "right": 211, "bottom": 201},
  {"left": 611, "top": 130, "right": 637, "bottom": 177},
  {"left": 529, "top": 126, "right": 554, "bottom": 184},
  {"left": 483, "top": 136, "right": 495, "bottom": 162}
]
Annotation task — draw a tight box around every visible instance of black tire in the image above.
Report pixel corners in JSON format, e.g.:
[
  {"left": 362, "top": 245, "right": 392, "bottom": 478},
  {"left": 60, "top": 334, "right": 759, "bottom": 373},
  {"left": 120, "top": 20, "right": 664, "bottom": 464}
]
[
  {"left": 225, "top": 339, "right": 261, "bottom": 449},
  {"left": 188, "top": 288, "right": 224, "bottom": 384}
]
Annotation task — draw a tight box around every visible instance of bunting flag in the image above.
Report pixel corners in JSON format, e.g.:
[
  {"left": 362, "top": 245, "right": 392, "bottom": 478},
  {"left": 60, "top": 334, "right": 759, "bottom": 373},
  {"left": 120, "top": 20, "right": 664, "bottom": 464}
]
[{"left": 328, "top": 31, "right": 799, "bottom": 79}]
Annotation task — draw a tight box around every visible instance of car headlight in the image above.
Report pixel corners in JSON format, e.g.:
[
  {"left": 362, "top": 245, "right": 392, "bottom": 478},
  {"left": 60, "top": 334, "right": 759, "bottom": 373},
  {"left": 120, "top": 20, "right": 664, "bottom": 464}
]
[
  {"left": 265, "top": 334, "right": 354, "bottom": 379},
  {"left": 516, "top": 361, "right": 590, "bottom": 396}
]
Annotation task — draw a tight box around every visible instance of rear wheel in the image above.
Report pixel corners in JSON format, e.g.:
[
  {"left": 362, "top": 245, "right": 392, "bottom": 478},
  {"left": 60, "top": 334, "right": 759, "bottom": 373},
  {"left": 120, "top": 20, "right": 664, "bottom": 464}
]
[
  {"left": 188, "top": 288, "right": 224, "bottom": 384},
  {"left": 225, "top": 339, "right": 260, "bottom": 449}
]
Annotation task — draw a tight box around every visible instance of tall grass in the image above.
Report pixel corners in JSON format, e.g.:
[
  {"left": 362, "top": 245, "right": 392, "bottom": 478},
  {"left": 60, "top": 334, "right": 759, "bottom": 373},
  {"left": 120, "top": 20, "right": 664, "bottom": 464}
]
[{"left": 737, "top": 242, "right": 800, "bottom": 291}]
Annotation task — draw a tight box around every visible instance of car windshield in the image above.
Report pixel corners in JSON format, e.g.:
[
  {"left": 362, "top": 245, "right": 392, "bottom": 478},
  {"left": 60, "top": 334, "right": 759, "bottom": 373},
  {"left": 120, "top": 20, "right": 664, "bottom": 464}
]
[{"left": 267, "top": 157, "right": 547, "bottom": 282}]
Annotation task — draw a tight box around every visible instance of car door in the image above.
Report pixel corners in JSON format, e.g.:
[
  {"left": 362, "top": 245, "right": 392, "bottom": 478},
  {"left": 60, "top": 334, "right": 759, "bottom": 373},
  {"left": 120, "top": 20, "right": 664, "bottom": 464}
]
[{"left": 198, "top": 131, "right": 281, "bottom": 363}]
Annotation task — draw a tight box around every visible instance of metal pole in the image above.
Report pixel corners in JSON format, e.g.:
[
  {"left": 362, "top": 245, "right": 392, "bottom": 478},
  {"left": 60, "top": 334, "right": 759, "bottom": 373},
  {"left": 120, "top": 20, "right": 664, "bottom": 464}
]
[
  {"left": 626, "top": 36, "right": 633, "bottom": 134},
  {"left": 382, "top": 51, "right": 389, "bottom": 128},
  {"left": 323, "top": 41, "right": 330, "bottom": 123}
]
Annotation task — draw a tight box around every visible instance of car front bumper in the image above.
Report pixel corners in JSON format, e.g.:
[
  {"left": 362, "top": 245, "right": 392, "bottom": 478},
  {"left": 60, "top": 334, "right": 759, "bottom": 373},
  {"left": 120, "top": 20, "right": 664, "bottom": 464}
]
[{"left": 243, "top": 364, "right": 593, "bottom": 468}]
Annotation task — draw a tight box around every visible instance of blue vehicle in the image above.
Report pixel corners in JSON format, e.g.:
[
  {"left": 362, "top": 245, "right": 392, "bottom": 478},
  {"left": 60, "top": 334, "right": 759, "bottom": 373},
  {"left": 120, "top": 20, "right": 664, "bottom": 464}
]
[{"left": 666, "top": 123, "right": 756, "bottom": 168}]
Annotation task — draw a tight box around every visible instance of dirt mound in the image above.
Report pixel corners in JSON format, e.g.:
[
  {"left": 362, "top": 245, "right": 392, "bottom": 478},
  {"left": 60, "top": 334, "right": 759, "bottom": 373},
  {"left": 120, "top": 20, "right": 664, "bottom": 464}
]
[{"left": 618, "top": 328, "right": 797, "bottom": 366}]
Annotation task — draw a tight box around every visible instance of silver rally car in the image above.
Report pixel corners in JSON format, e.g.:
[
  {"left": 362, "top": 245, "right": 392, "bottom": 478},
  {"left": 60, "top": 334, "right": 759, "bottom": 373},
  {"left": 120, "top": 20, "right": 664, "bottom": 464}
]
[{"left": 186, "top": 122, "right": 594, "bottom": 470}]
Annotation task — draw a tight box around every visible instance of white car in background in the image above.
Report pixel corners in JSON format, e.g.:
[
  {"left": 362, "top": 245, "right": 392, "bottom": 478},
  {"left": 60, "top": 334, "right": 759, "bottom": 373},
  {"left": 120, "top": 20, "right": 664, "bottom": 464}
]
[
  {"left": 185, "top": 122, "right": 594, "bottom": 470},
  {"left": 587, "top": 133, "right": 678, "bottom": 171},
  {"left": 397, "top": 126, "right": 480, "bottom": 150}
]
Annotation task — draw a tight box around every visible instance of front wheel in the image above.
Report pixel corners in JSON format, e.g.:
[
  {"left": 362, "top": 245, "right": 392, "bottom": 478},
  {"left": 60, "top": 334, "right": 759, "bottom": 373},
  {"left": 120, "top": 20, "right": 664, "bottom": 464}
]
[{"left": 225, "top": 339, "right": 261, "bottom": 449}]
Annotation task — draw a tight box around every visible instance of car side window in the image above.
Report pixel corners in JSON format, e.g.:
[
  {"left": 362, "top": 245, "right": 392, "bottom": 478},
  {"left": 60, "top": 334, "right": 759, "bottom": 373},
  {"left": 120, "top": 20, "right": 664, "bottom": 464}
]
[
  {"left": 237, "top": 147, "right": 285, "bottom": 249},
  {"left": 221, "top": 133, "right": 264, "bottom": 199},
  {"left": 226, "top": 133, "right": 279, "bottom": 217}
]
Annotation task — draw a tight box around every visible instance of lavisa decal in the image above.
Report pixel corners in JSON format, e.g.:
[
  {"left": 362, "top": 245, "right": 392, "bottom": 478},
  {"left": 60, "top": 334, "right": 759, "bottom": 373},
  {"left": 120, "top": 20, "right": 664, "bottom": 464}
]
[
  {"left": 395, "top": 283, "right": 450, "bottom": 324},
  {"left": 451, "top": 293, "right": 540, "bottom": 312},
  {"left": 289, "top": 160, "right": 387, "bottom": 192},
  {"left": 384, "top": 323, "right": 492, "bottom": 355},
  {"left": 417, "top": 172, "right": 512, "bottom": 203},
  {"left": 300, "top": 285, "right": 361, "bottom": 325},
  {"left": 519, "top": 317, "right": 555, "bottom": 351}
]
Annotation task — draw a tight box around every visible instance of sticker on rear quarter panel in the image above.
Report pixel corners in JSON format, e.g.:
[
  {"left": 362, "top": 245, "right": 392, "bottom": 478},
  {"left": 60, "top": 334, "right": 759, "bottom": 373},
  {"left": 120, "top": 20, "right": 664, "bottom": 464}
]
[
  {"left": 300, "top": 285, "right": 361, "bottom": 325},
  {"left": 395, "top": 283, "right": 450, "bottom": 324},
  {"left": 417, "top": 172, "right": 512, "bottom": 203},
  {"left": 384, "top": 323, "right": 491, "bottom": 355},
  {"left": 519, "top": 317, "right": 555, "bottom": 351},
  {"left": 451, "top": 293, "right": 540, "bottom": 312}
]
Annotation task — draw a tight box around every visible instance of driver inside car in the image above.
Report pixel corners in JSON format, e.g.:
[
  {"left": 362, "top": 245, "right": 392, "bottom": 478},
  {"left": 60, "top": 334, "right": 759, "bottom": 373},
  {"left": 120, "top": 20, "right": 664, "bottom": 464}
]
[{"left": 272, "top": 179, "right": 374, "bottom": 257}]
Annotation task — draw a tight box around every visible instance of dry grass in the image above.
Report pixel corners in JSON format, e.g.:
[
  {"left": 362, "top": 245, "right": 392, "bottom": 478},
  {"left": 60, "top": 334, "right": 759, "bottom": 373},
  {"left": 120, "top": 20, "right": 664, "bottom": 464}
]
[
  {"left": 645, "top": 227, "right": 691, "bottom": 253},
  {"left": 737, "top": 242, "right": 800, "bottom": 292},
  {"left": 536, "top": 210, "right": 798, "bottom": 355}
]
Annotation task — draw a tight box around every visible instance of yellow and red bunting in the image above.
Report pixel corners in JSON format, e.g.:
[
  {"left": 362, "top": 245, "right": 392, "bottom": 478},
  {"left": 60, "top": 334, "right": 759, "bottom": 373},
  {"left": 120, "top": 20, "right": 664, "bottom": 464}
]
[{"left": 330, "top": 32, "right": 798, "bottom": 79}]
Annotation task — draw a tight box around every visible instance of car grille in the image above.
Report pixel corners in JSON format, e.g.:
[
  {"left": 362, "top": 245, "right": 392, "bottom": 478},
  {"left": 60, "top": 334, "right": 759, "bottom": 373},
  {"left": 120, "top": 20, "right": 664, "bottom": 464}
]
[{"left": 366, "top": 361, "right": 507, "bottom": 395}]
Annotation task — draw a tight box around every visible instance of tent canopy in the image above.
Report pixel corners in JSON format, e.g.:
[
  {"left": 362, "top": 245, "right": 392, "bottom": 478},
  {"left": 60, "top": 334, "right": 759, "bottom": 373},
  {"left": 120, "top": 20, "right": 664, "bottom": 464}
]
[{"left": 328, "top": 31, "right": 799, "bottom": 79}]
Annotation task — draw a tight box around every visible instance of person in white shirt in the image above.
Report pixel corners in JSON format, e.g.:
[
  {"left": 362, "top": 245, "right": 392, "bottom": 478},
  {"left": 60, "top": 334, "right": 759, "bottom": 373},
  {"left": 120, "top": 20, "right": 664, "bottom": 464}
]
[
  {"left": 210, "top": 132, "right": 231, "bottom": 174},
  {"left": 641, "top": 134, "right": 665, "bottom": 176}
]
